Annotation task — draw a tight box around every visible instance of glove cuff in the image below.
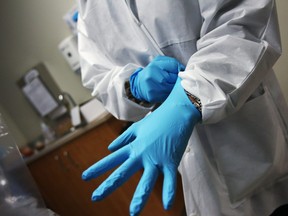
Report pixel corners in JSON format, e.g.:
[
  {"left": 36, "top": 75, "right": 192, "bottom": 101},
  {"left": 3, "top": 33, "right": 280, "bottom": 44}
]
[
  {"left": 163, "top": 78, "right": 202, "bottom": 125},
  {"left": 129, "top": 67, "right": 144, "bottom": 101}
]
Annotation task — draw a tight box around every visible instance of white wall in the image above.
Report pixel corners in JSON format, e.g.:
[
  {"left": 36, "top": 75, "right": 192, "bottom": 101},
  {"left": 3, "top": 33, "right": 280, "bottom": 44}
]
[
  {"left": 275, "top": 0, "right": 288, "bottom": 101},
  {"left": 0, "top": 1, "right": 92, "bottom": 146}
]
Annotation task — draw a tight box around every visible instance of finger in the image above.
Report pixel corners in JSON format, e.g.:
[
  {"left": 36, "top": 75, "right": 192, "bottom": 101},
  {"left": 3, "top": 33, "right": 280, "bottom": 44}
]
[
  {"left": 130, "top": 166, "right": 159, "bottom": 216},
  {"left": 92, "top": 158, "right": 141, "bottom": 201},
  {"left": 154, "top": 56, "right": 184, "bottom": 73},
  {"left": 163, "top": 72, "right": 178, "bottom": 84},
  {"left": 157, "top": 56, "right": 185, "bottom": 74},
  {"left": 82, "top": 145, "right": 130, "bottom": 181},
  {"left": 162, "top": 165, "right": 177, "bottom": 210},
  {"left": 178, "top": 63, "right": 185, "bottom": 71},
  {"left": 108, "top": 125, "right": 136, "bottom": 152}
]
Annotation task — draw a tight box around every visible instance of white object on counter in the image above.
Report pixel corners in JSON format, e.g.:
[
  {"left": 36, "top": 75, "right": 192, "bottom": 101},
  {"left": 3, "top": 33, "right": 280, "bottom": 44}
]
[
  {"left": 40, "top": 122, "right": 55, "bottom": 144},
  {"left": 80, "top": 98, "right": 108, "bottom": 123},
  {"left": 70, "top": 106, "right": 81, "bottom": 127}
]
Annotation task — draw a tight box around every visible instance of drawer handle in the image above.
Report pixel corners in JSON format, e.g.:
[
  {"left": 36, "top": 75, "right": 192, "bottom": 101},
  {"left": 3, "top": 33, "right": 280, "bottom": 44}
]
[
  {"left": 63, "top": 151, "right": 80, "bottom": 169},
  {"left": 54, "top": 154, "right": 69, "bottom": 172}
]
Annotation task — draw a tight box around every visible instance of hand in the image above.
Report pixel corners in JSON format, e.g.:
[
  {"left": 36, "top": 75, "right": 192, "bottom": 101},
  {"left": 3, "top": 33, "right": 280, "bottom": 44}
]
[
  {"left": 129, "top": 55, "right": 185, "bottom": 103},
  {"left": 82, "top": 78, "right": 201, "bottom": 216}
]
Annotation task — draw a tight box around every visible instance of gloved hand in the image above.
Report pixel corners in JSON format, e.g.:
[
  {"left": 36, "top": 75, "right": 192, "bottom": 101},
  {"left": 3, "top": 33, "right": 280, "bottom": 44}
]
[
  {"left": 82, "top": 78, "right": 201, "bottom": 216},
  {"left": 129, "top": 55, "right": 185, "bottom": 103}
]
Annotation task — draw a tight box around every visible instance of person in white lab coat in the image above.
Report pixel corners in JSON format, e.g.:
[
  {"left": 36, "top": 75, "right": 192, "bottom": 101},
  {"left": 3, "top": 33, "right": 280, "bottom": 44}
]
[{"left": 77, "top": 0, "right": 288, "bottom": 215}]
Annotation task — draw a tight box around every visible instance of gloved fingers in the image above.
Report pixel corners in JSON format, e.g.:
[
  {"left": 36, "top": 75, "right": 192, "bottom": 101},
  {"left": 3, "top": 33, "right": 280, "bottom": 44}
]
[
  {"left": 91, "top": 158, "right": 140, "bottom": 201},
  {"left": 129, "top": 68, "right": 143, "bottom": 101},
  {"left": 153, "top": 55, "right": 184, "bottom": 72},
  {"left": 162, "top": 72, "right": 179, "bottom": 84},
  {"left": 82, "top": 145, "right": 130, "bottom": 181},
  {"left": 162, "top": 165, "right": 177, "bottom": 210},
  {"left": 130, "top": 166, "right": 159, "bottom": 216},
  {"left": 108, "top": 125, "right": 136, "bottom": 152},
  {"left": 178, "top": 63, "right": 185, "bottom": 71}
]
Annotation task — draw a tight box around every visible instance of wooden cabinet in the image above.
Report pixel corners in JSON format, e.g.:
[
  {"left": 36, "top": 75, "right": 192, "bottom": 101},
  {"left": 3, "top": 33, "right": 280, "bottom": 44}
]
[{"left": 28, "top": 117, "right": 185, "bottom": 216}]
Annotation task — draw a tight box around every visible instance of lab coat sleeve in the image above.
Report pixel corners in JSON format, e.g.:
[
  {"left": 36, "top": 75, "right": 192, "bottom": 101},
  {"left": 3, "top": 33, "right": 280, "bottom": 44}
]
[
  {"left": 77, "top": 16, "right": 153, "bottom": 122},
  {"left": 179, "top": 0, "right": 281, "bottom": 123}
]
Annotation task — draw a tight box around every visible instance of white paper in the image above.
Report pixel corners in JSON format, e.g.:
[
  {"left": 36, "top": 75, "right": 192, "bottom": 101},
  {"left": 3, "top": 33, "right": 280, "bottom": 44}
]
[
  {"left": 22, "top": 78, "right": 58, "bottom": 116},
  {"left": 24, "top": 69, "right": 39, "bottom": 84}
]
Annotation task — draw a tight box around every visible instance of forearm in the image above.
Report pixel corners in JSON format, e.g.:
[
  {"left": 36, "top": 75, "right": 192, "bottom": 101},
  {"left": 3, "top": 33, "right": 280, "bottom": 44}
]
[{"left": 180, "top": 0, "right": 281, "bottom": 123}]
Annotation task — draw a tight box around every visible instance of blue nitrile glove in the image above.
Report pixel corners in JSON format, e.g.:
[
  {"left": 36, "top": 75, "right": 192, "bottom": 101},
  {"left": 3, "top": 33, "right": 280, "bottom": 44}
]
[
  {"left": 129, "top": 55, "right": 185, "bottom": 103},
  {"left": 82, "top": 78, "right": 201, "bottom": 216}
]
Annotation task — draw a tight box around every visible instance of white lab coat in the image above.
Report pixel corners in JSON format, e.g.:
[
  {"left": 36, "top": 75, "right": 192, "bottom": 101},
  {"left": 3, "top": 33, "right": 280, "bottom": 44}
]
[{"left": 77, "top": 0, "right": 288, "bottom": 215}]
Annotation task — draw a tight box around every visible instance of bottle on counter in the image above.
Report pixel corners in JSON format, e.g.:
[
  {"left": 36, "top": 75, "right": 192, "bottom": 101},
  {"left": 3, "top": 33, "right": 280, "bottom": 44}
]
[{"left": 40, "top": 122, "right": 55, "bottom": 144}]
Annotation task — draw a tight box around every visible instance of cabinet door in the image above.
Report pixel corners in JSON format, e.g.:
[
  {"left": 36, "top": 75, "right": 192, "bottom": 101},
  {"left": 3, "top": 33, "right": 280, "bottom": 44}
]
[{"left": 28, "top": 117, "right": 185, "bottom": 216}]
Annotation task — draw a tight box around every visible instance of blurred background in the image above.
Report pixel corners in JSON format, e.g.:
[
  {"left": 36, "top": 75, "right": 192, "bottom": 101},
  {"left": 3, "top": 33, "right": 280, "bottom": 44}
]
[{"left": 0, "top": 0, "right": 91, "bottom": 148}]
